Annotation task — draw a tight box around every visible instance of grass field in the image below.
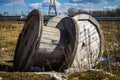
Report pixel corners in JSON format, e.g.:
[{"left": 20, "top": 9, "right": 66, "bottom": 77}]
[
  {"left": 0, "top": 21, "right": 23, "bottom": 65},
  {"left": 0, "top": 21, "right": 120, "bottom": 79}
]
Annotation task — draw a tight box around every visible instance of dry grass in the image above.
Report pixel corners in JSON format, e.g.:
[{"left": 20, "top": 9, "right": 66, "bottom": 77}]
[
  {"left": 68, "top": 70, "right": 120, "bottom": 80},
  {"left": 0, "top": 21, "right": 24, "bottom": 64},
  {"left": 0, "top": 21, "right": 120, "bottom": 79},
  {"left": 94, "top": 21, "right": 120, "bottom": 77},
  {"left": 98, "top": 21, "right": 120, "bottom": 61},
  {"left": 99, "top": 21, "right": 120, "bottom": 42},
  {"left": 0, "top": 72, "right": 51, "bottom": 80}
]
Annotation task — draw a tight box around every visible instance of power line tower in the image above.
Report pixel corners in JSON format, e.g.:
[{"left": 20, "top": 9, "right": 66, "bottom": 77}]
[{"left": 48, "top": 0, "right": 57, "bottom": 15}]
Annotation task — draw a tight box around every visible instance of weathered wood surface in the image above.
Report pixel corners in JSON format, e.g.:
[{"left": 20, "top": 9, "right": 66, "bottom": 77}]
[
  {"left": 34, "top": 15, "right": 78, "bottom": 71},
  {"left": 14, "top": 9, "right": 43, "bottom": 71},
  {"left": 66, "top": 14, "right": 104, "bottom": 73},
  {"left": 46, "top": 15, "right": 67, "bottom": 27},
  {"left": 38, "top": 26, "right": 60, "bottom": 53}
]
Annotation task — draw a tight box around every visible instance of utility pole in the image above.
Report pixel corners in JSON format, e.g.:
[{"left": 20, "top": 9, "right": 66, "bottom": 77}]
[
  {"left": 48, "top": 0, "right": 57, "bottom": 16},
  {"left": 89, "top": 0, "right": 92, "bottom": 15}
]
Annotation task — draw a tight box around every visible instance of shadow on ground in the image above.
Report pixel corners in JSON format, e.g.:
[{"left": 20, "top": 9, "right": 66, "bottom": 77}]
[{"left": 0, "top": 60, "right": 14, "bottom": 72}]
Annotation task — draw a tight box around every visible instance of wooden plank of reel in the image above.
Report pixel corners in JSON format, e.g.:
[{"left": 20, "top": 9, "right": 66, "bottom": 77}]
[{"left": 14, "top": 10, "right": 78, "bottom": 71}]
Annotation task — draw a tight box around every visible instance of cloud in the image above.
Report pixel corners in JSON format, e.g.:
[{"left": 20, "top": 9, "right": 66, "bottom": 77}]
[
  {"left": 64, "top": 3, "right": 79, "bottom": 7},
  {"left": 58, "top": 10, "right": 67, "bottom": 14},
  {"left": 28, "top": 0, "right": 61, "bottom": 10},
  {"left": 69, "top": 0, "right": 82, "bottom": 3},
  {"left": 64, "top": 3, "right": 80, "bottom": 10},
  {"left": 0, "top": 0, "right": 25, "bottom": 6},
  {"left": 93, "top": 8, "right": 104, "bottom": 11},
  {"left": 104, "top": 6, "right": 118, "bottom": 10},
  {"left": 41, "top": 0, "right": 49, "bottom": 7},
  {"left": 64, "top": 3, "right": 90, "bottom": 11},
  {"left": 29, "top": 3, "right": 42, "bottom": 9},
  {"left": 42, "top": 0, "right": 61, "bottom": 8},
  {"left": 93, "top": 6, "right": 118, "bottom": 11},
  {"left": 69, "top": 0, "right": 113, "bottom": 4}
]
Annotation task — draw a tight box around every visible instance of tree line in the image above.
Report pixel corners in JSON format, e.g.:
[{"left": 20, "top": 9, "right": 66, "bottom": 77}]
[{"left": 68, "top": 6, "right": 120, "bottom": 17}]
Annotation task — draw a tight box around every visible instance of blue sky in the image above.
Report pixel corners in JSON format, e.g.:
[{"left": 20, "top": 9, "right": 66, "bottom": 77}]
[{"left": 0, "top": 0, "right": 120, "bottom": 15}]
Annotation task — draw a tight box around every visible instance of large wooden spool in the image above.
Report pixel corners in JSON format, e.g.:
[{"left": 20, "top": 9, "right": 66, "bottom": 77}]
[
  {"left": 14, "top": 10, "right": 78, "bottom": 71},
  {"left": 65, "top": 14, "right": 104, "bottom": 73}
]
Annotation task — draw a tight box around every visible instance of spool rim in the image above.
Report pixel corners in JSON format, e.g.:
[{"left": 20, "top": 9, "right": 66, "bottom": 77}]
[{"left": 14, "top": 9, "right": 43, "bottom": 71}]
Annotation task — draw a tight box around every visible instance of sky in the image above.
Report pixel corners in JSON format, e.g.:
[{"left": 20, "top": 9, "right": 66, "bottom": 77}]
[{"left": 0, "top": 0, "right": 120, "bottom": 15}]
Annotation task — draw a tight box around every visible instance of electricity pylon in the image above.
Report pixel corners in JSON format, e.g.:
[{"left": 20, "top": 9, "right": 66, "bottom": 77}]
[{"left": 48, "top": 0, "right": 57, "bottom": 15}]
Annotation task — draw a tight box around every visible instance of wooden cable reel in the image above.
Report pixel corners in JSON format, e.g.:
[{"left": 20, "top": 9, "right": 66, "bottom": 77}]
[
  {"left": 14, "top": 10, "right": 78, "bottom": 71},
  {"left": 66, "top": 14, "right": 104, "bottom": 73}
]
